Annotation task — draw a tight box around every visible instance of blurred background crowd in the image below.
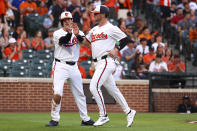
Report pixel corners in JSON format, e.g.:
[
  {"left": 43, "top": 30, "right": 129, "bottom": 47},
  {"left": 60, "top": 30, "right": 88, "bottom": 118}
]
[{"left": 0, "top": 0, "right": 197, "bottom": 80}]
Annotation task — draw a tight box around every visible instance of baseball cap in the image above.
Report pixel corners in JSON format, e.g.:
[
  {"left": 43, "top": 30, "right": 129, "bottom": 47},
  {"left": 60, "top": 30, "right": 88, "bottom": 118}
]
[
  {"left": 91, "top": 5, "right": 109, "bottom": 16},
  {"left": 60, "top": 11, "right": 72, "bottom": 20},
  {"left": 8, "top": 38, "right": 16, "bottom": 43},
  {"left": 183, "top": 95, "right": 189, "bottom": 99}
]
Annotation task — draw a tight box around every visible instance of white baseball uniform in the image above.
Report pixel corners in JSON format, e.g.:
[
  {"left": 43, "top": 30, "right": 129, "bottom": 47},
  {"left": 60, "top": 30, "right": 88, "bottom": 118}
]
[
  {"left": 86, "top": 22, "right": 131, "bottom": 117},
  {"left": 51, "top": 28, "right": 90, "bottom": 122}
]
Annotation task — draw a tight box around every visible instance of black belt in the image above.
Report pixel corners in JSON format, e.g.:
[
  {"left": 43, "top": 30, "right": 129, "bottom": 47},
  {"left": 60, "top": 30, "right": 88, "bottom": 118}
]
[
  {"left": 93, "top": 55, "right": 108, "bottom": 62},
  {"left": 55, "top": 58, "right": 76, "bottom": 65}
]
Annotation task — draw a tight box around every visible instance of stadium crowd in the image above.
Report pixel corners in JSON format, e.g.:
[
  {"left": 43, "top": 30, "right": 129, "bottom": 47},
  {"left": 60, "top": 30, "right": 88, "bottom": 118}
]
[{"left": 0, "top": 0, "right": 197, "bottom": 80}]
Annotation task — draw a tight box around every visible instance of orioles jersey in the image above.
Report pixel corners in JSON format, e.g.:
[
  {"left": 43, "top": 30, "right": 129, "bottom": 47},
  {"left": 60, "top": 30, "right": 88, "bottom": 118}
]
[
  {"left": 86, "top": 22, "right": 126, "bottom": 59},
  {"left": 53, "top": 28, "right": 84, "bottom": 62}
]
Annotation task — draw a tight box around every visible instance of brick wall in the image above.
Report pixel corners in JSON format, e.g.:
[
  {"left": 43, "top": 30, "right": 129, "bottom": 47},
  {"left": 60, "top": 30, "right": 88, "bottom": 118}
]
[
  {"left": 0, "top": 78, "right": 149, "bottom": 112},
  {"left": 153, "top": 89, "right": 197, "bottom": 112}
]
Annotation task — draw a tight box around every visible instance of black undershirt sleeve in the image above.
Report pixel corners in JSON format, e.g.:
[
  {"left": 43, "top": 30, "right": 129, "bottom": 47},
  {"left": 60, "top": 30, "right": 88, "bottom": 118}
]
[
  {"left": 116, "top": 37, "right": 130, "bottom": 51},
  {"left": 59, "top": 33, "right": 72, "bottom": 45}
]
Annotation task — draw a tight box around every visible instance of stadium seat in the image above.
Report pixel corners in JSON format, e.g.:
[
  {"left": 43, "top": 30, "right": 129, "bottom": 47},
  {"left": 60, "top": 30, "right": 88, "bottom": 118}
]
[
  {"left": 22, "top": 53, "right": 34, "bottom": 60},
  {"left": 36, "top": 49, "right": 51, "bottom": 55},
  {"left": 12, "top": 59, "right": 30, "bottom": 66},
  {"left": 0, "top": 59, "right": 12, "bottom": 65},
  {"left": 1, "top": 65, "right": 12, "bottom": 77},
  {"left": 11, "top": 64, "right": 28, "bottom": 72},
  {"left": 30, "top": 64, "right": 46, "bottom": 71},
  {"left": 0, "top": 69, "right": 6, "bottom": 77},
  {"left": 37, "top": 53, "right": 52, "bottom": 61},
  {"left": 9, "top": 70, "right": 27, "bottom": 77},
  {"left": 28, "top": 70, "right": 46, "bottom": 78}
]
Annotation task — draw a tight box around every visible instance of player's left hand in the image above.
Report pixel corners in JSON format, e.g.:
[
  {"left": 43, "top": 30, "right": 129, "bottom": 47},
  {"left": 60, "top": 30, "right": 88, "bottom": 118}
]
[
  {"left": 107, "top": 48, "right": 118, "bottom": 58},
  {"left": 72, "top": 23, "right": 79, "bottom": 35}
]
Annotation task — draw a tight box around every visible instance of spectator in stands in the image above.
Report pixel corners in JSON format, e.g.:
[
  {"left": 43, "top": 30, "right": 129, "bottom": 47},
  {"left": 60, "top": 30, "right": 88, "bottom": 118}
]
[
  {"left": 168, "top": 53, "right": 186, "bottom": 88},
  {"left": 0, "top": 28, "right": 9, "bottom": 48},
  {"left": 132, "top": 30, "right": 140, "bottom": 45},
  {"left": 189, "top": 23, "right": 197, "bottom": 66},
  {"left": 125, "top": 24, "right": 133, "bottom": 39},
  {"left": 134, "top": 17, "right": 145, "bottom": 33},
  {"left": 162, "top": 48, "right": 173, "bottom": 64},
  {"left": 149, "top": 54, "right": 168, "bottom": 72},
  {"left": 168, "top": 54, "right": 186, "bottom": 72},
  {"left": 125, "top": 11, "right": 135, "bottom": 26},
  {"left": 17, "top": 30, "right": 31, "bottom": 50},
  {"left": 152, "top": 34, "right": 166, "bottom": 52},
  {"left": 32, "top": 30, "right": 45, "bottom": 50},
  {"left": 177, "top": 12, "right": 193, "bottom": 50},
  {"left": 189, "top": 1, "right": 197, "bottom": 11},
  {"left": 143, "top": 46, "right": 156, "bottom": 66},
  {"left": 136, "top": 38, "right": 149, "bottom": 55},
  {"left": 5, "top": 6, "right": 15, "bottom": 28},
  {"left": 147, "top": 31, "right": 157, "bottom": 47},
  {"left": 19, "top": 0, "right": 38, "bottom": 23},
  {"left": 89, "top": 62, "right": 95, "bottom": 78},
  {"left": 4, "top": 37, "right": 22, "bottom": 61},
  {"left": 156, "top": 45, "right": 164, "bottom": 56},
  {"left": 77, "top": 61, "right": 86, "bottom": 78},
  {"left": 131, "top": 53, "right": 147, "bottom": 79},
  {"left": 183, "top": 2, "right": 191, "bottom": 15},
  {"left": 79, "top": 44, "right": 91, "bottom": 62},
  {"left": 81, "top": 1, "right": 95, "bottom": 34},
  {"left": 12, "top": 24, "right": 24, "bottom": 40},
  {"left": 11, "top": 0, "right": 25, "bottom": 27},
  {"left": 118, "top": 0, "right": 132, "bottom": 10},
  {"left": 177, "top": 95, "right": 193, "bottom": 113},
  {"left": 44, "top": 28, "right": 54, "bottom": 51},
  {"left": 67, "top": 0, "right": 82, "bottom": 28},
  {"left": 177, "top": 0, "right": 189, "bottom": 9},
  {"left": 171, "top": 8, "right": 184, "bottom": 28},
  {"left": 37, "top": 0, "right": 48, "bottom": 16},
  {"left": 163, "top": 2, "right": 177, "bottom": 24},
  {"left": 118, "top": 18, "right": 126, "bottom": 32},
  {"left": 190, "top": 10, "right": 197, "bottom": 26},
  {"left": 50, "top": 0, "right": 65, "bottom": 28},
  {"left": 122, "top": 40, "right": 138, "bottom": 73},
  {"left": 138, "top": 27, "right": 151, "bottom": 41},
  {"left": 112, "top": 57, "right": 125, "bottom": 80},
  {"left": 0, "top": 0, "right": 7, "bottom": 24},
  {"left": 104, "top": 0, "right": 117, "bottom": 20}
]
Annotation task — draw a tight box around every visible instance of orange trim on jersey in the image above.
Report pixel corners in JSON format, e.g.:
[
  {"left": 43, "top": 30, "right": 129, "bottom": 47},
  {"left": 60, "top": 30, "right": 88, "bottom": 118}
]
[{"left": 96, "top": 58, "right": 107, "bottom": 116}]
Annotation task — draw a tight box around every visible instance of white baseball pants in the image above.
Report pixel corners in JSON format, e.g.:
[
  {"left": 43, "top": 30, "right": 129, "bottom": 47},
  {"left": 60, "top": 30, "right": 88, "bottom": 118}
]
[
  {"left": 89, "top": 57, "right": 131, "bottom": 117},
  {"left": 51, "top": 61, "right": 90, "bottom": 122}
]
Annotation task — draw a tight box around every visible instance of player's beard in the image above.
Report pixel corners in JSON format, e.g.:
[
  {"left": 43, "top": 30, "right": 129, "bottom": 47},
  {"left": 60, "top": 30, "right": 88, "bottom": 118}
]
[{"left": 95, "top": 16, "right": 102, "bottom": 23}]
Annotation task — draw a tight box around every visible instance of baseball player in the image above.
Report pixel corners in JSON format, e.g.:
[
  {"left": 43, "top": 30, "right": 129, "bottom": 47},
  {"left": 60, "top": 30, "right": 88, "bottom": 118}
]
[
  {"left": 78, "top": 5, "right": 136, "bottom": 127},
  {"left": 46, "top": 11, "right": 94, "bottom": 127}
]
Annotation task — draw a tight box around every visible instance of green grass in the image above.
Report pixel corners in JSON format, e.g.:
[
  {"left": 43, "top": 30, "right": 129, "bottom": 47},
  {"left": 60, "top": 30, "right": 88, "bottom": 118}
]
[{"left": 0, "top": 113, "right": 197, "bottom": 131}]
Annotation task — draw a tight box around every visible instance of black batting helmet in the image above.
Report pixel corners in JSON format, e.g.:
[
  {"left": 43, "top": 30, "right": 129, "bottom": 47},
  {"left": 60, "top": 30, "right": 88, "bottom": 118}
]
[{"left": 92, "top": 5, "right": 109, "bottom": 17}]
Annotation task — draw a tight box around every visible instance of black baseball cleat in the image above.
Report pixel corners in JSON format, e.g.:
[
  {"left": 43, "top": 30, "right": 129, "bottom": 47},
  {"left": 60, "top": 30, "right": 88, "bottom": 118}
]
[
  {"left": 46, "top": 120, "right": 59, "bottom": 127},
  {"left": 81, "top": 119, "right": 95, "bottom": 126}
]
